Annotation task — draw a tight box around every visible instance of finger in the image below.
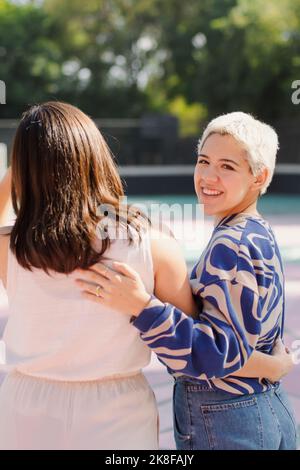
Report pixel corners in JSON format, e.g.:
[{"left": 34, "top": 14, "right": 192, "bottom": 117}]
[
  {"left": 75, "top": 270, "right": 111, "bottom": 289},
  {"left": 75, "top": 278, "right": 112, "bottom": 297},
  {"left": 75, "top": 281, "right": 106, "bottom": 297},
  {"left": 74, "top": 278, "right": 109, "bottom": 294},
  {"left": 89, "top": 263, "right": 116, "bottom": 280},
  {"left": 81, "top": 290, "right": 106, "bottom": 304},
  {"left": 112, "top": 261, "right": 137, "bottom": 280},
  {"left": 75, "top": 264, "right": 114, "bottom": 281}
]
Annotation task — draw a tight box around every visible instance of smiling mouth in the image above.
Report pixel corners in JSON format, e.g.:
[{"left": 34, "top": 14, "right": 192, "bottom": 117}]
[{"left": 201, "top": 187, "right": 224, "bottom": 197}]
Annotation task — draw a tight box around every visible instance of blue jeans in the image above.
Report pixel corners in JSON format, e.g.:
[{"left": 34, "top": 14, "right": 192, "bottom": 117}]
[{"left": 173, "top": 379, "right": 298, "bottom": 450}]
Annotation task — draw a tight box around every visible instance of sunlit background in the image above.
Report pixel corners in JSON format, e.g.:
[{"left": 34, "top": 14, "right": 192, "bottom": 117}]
[{"left": 0, "top": 0, "right": 299, "bottom": 449}]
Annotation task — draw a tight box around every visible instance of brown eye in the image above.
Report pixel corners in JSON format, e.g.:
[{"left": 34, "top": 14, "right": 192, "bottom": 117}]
[
  {"left": 222, "top": 164, "right": 234, "bottom": 171},
  {"left": 198, "top": 159, "right": 209, "bottom": 165}
]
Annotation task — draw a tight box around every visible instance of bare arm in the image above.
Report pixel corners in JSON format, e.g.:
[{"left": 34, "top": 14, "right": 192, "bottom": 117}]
[
  {"left": 151, "top": 228, "right": 197, "bottom": 317},
  {"left": 0, "top": 167, "right": 12, "bottom": 226}
]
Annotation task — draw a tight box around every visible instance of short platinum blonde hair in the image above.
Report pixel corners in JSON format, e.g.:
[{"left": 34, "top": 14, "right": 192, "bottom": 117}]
[{"left": 198, "top": 111, "right": 279, "bottom": 195}]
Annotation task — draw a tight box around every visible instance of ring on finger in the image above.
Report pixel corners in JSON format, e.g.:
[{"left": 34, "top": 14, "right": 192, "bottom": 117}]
[{"left": 95, "top": 284, "right": 102, "bottom": 297}]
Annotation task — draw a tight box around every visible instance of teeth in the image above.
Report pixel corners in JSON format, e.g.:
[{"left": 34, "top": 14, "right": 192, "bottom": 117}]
[{"left": 202, "top": 188, "right": 222, "bottom": 196}]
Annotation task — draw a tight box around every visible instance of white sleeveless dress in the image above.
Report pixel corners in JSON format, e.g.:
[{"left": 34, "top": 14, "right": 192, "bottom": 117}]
[{"left": 0, "top": 228, "right": 158, "bottom": 450}]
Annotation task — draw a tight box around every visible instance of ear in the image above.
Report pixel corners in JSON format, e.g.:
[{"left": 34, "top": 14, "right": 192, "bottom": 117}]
[{"left": 251, "top": 168, "right": 268, "bottom": 192}]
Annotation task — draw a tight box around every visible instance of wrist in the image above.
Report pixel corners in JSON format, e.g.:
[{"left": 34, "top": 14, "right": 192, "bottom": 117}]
[
  {"left": 132, "top": 292, "right": 152, "bottom": 319},
  {"left": 268, "top": 357, "right": 282, "bottom": 382}
]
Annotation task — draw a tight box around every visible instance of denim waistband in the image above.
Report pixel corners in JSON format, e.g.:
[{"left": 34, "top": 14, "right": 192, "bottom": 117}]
[{"left": 174, "top": 375, "right": 280, "bottom": 397}]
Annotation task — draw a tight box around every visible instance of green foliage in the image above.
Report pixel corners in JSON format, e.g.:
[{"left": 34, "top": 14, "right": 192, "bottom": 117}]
[
  {"left": 1, "top": 0, "right": 300, "bottom": 122},
  {"left": 167, "top": 96, "right": 207, "bottom": 137},
  {"left": 0, "top": 0, "right": 65, "bottom": 117}
]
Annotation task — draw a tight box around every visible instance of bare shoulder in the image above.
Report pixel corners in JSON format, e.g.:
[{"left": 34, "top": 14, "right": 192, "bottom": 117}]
[
  {"left": 149, "top": 224, "right": 196, "bottom": 316},
  {"left": 149, "top": 219, "right": 175, "bottom": 240},
  {"left": 150, "top": 224, "right": 182, "bottom": 260},
  {"left": 149, "top": 224, "right": 186, "bottom": 277}
]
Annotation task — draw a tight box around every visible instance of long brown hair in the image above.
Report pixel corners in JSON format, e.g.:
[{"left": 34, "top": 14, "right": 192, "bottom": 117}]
[{"left": 10, "top": 101, "right": 147, "bottom": 274}]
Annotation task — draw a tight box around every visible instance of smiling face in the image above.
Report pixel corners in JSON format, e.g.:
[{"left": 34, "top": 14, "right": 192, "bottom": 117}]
[{"left": 194, "top": 133, "right": 266, "bottom": 222}]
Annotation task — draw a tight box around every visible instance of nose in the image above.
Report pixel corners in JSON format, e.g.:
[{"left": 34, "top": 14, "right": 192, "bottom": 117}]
[{"left": 200, "top": 164, "right": 219, "bottom": 183}]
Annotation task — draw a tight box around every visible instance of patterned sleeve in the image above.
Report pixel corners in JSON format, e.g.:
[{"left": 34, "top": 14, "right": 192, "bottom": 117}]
[{"left": 132, "top": 230, "right": 264, "bottom": 379}]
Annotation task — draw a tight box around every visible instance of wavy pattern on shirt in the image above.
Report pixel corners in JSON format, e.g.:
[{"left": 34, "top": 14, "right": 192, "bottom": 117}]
[{"left": 133, "top": 213, "right": 285, "bottom": 395}]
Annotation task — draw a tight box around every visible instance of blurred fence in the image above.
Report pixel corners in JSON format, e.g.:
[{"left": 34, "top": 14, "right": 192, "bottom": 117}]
[{"left": 1, "top": 115, "right": 300, "bottom": 193}]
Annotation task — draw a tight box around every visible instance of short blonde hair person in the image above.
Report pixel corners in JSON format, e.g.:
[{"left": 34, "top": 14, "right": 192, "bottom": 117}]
[{"left": 198, "top": 112, "right": 279, "bottom": 195}]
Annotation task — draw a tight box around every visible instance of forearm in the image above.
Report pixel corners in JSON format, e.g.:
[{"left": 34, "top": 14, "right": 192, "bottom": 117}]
[
  {"left": 233, "top": 350, "right": 280, "bottom": 380},
  {"left": 0, "top": 167, "right": 12, "bottom": 225},
  {"left": 133, "top": 296, "right": 251, "bottom": 379}
]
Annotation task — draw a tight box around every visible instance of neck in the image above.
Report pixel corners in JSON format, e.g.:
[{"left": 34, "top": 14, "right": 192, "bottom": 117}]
[{"left": 213, "top": 199, "right": 259, "bottom": 227}]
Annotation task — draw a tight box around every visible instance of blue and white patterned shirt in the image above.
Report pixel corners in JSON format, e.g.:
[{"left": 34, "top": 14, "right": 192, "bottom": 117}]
[{"left": 133, "top": 212, "right": 285, "bottom": 395}]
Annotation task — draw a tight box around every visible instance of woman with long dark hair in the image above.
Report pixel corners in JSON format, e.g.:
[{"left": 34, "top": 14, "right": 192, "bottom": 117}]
[{"left": 0, "top": 101, "right": 192, "bottom": 449}]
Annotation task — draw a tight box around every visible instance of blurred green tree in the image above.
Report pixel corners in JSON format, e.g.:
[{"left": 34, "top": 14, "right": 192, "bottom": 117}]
[
  {"left": 0, "top": 0, "right": 65, "bottom": 117},
  {"left": 1, "top": 0, "right": 300, "bottom": 124}
]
